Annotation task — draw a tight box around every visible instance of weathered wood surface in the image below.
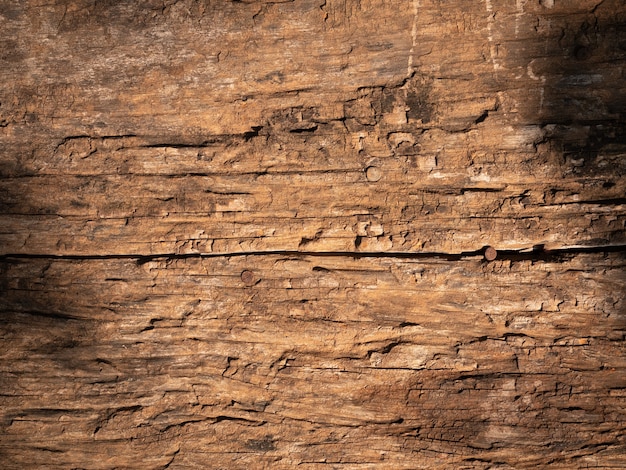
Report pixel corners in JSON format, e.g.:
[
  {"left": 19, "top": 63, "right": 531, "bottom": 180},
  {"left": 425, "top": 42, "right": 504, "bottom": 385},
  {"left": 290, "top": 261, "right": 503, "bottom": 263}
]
[
  {"left": 1, "top": 253, "right": 625, "bottom": 468},
  {"left": 1, "top": 0, "right": 625, "bottom": 255},
  {"left": 1, "top": 0, "right": 626, "bottom": 468},
  {"left": 2, "top": 125, "right": 626, "bottom": 256}
]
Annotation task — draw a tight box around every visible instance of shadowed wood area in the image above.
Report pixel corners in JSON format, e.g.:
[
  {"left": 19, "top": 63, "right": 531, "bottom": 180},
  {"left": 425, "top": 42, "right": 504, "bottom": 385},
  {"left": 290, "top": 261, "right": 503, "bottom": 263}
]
[{"left": 0, "top": 0, "right": 625, "bottom": 468}]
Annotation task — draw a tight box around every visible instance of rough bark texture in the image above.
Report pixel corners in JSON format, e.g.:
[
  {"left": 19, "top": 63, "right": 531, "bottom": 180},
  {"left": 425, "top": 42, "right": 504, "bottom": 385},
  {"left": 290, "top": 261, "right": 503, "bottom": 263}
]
[{"left": 1, "top": 0, "right": 625, "bottom": 468}]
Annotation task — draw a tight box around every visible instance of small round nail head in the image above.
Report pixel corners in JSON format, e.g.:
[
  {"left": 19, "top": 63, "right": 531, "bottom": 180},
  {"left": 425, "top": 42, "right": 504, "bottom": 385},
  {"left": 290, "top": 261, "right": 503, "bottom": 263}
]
[
  {"left": 366, "top": 166, "right": 382, "bottom": 182},
  {"left": 484, "top": 246, "right": 497, "bottom": 261},
  {"left": 241, "top": 270, "right": 255, "bottom": 285}
]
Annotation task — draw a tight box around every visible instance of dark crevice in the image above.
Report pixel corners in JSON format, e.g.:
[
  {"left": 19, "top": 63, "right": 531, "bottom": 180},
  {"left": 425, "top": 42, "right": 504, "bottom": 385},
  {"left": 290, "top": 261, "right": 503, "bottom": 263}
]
[
  {"left": 474, "top": 109, "right": 489, "bottom": 124},
  {"left": 135, "top": 127, "right": 265, "bottom": 148},
  {"left": 398, "top": 321, "right": 420, "bottom": 328},
  {"left": 547, "top": 197, "right": 626, "bottom": 206},
  {"left": 140, "top": 143, "right": 213, "bottom": 149},
  {"left": 5, "top": 310, "right": 83, "bottom": 321},
  {"left": 289, "top": 125, "right": 318, "bottom": 133},
  {"left": 212, "top": 415, "right": 266, "bottom": 426},
  {"left": 483, "top": 244, "right": 626, "bottom": 262},
  {"left": 460, "top": 187, "right": 503, "bottom": 194},
  {"left": 243, "top": 125, "right": 264, "bottom": 141},
  {"left": 1, "top": 244, "right": 625, "bottom": 265},
  {"left": 58, "top": 134, "right": 137, "bottom": 143}
]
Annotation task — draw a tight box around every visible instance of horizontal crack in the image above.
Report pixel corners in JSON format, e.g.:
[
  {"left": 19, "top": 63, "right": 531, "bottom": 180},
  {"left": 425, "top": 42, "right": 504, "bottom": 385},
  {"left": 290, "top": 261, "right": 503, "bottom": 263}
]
[{"left": 1, "top": 244, "right": 625, "bottom": 264}]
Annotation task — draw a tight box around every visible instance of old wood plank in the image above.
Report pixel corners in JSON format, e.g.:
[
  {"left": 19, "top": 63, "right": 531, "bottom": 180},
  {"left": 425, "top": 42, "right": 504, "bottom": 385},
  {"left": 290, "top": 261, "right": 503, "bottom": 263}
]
[
  {"left": 1, "top": 0, "right": 624, "bottom": 256},
  {"left": 1, "top": 253, "right": 624, "bottom": 468},
  {"left": 1, "top": 0, "right": 625, "bottom": 467}
]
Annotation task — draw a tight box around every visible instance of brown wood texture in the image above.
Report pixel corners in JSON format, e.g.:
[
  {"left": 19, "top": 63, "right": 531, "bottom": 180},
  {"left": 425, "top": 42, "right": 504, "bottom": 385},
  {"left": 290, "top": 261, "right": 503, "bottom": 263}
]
[
  {"left": 2, "top": 253, "right": 626, "bottom": 468},
  {"left": 1, "top": 0, "right": 625, "bottom": 468}
]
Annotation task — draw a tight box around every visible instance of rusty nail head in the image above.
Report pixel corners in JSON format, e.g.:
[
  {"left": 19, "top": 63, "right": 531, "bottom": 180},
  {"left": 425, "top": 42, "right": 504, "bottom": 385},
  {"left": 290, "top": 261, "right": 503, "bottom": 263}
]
[
  {"left": 241, "top": 270, "right": 255, "bottom": 285},
  {"left": 484, "top": 246, "right": 497, "bottom": 261}
]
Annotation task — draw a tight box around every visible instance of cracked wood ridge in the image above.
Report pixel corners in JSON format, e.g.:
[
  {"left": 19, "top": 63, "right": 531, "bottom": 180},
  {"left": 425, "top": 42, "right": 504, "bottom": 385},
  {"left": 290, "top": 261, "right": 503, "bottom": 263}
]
[{"left": 0, "top": 0, "right": 625, "bottom": 468}]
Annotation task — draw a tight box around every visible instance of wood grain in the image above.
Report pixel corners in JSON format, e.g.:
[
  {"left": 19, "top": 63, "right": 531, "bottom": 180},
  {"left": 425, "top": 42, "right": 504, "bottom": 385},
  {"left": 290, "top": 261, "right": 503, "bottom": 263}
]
[
  {"left": 1, "top": 253, "right": 625, "bottom": 468},
  {"left": 1, "top": 0, "right": 625, "bottom": 256},
  {"left": 1, "top": 0, "right": 625, "bottom": 467}
]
